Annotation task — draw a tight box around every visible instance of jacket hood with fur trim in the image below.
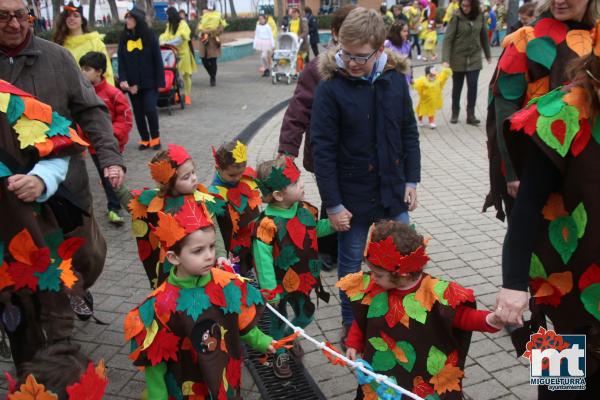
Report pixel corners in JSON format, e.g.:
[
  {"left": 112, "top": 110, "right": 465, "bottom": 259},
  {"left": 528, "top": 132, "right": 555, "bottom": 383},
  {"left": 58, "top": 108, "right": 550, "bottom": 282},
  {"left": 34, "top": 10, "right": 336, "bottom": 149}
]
[{"left": 317, "top": 47, "right": 410, "bottom": 81}]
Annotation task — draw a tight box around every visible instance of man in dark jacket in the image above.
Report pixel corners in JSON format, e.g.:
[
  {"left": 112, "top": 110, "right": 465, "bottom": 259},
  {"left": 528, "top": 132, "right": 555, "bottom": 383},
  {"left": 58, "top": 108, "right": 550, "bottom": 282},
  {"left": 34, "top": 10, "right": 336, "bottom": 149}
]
[
  {"left": 0, "top": 0, "right": 125, "bottom": 344},
  {"left": 304, "top": 6, "right": 320, "bottom": 57},
  {"left": 311, "top": 8, "right": 420, "bottom": 340}
]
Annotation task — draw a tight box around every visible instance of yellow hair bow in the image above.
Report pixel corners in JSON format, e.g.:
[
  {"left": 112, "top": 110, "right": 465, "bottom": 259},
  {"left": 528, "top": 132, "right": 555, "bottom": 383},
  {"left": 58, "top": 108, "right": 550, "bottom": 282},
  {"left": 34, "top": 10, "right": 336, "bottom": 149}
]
[{"left": 127, "top": 38, "right": 143, "bottom": 52}]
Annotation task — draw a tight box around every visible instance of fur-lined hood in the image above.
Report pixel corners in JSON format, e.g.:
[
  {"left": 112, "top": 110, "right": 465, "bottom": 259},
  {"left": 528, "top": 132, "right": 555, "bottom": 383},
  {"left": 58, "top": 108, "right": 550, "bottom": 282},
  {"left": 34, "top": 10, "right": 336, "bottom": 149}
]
[{"left": 317, "top": 46, "right": 410, "bottom": 81}]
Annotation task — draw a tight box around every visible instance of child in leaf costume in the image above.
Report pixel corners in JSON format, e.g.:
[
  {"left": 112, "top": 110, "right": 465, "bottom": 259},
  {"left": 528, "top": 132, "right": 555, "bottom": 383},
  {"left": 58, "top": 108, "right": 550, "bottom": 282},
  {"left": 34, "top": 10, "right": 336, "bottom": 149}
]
[
  {"left": 125, "top": 199, "right": 274, "bottom": 399},
  {"left": 209, "top": 140, "right": 262, "bottom": 276},
  {"left": 120, "top": 144, "right": 227, "bottom": 289},
  {"left": 338, "top": 221, "right": 503, "bottom": 399},
  {"left": 251, "top": 157, "right": 334, "bottom": 379}
]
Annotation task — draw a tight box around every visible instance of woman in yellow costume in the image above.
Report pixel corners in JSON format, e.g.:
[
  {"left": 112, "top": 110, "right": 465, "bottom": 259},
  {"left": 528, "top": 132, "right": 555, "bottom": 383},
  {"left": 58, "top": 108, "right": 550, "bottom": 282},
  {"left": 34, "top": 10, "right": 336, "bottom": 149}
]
[
  {"left": 196, "top": 6, "right": 228, "bottom": 86},
  {"left": 52, "top": 1, "right": 114, "bottom": 86},
  {"left": 160, "top": 7, "right": 197, "bottom": 105}
]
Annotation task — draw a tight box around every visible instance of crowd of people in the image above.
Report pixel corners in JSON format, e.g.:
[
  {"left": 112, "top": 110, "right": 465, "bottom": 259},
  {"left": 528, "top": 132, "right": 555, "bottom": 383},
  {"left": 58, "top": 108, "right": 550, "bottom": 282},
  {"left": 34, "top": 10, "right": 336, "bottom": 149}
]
[{"left": 0, "top": 0, "right": 598, "bottom": 399}]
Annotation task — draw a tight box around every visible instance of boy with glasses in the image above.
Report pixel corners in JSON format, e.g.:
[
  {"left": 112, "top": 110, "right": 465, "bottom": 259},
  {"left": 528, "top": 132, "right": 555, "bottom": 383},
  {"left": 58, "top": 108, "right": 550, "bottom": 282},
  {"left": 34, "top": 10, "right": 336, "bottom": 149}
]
[{"left": 310, "top": 7, "right": 420, "bottom": 346}]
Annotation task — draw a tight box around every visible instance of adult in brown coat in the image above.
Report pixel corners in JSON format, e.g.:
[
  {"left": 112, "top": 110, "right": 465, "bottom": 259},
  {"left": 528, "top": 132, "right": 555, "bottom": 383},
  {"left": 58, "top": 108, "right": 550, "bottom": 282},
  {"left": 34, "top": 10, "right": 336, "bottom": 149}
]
[{"left": 196, "top": 7, "right": 227, "bottom": 86}]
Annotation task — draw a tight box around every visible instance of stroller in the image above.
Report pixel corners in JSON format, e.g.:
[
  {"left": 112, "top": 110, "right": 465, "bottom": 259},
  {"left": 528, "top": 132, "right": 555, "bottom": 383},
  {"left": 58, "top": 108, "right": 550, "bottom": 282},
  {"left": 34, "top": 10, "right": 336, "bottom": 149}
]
[
  {"left": 271, "top": 32, "right": 303, "bottom": 85},
  {"left": 158, "top": 45, "right": 185, "bottom": 114}
]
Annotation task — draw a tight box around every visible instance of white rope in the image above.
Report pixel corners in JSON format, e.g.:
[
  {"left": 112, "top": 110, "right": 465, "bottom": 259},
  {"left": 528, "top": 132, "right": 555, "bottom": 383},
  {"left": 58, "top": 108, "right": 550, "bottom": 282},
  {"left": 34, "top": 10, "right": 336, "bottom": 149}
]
[{"left": 265, "top": 302, "right": 425, "bottom": 400}]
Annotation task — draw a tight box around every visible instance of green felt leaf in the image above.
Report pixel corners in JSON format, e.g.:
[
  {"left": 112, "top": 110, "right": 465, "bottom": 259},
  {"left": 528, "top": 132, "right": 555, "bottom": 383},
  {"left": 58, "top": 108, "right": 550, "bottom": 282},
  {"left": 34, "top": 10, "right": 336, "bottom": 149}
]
[
  {"left": 526, "top": 37, "right": 557, "bottom": 69},
  {"left": 369, "top": 337, "right": 389, "bottom": 351},
  {"left": 266, "top": 167, "right": 291, "bottom": 192},
  {"left": 536, "top": 105, "right": 580, "bottom": 157},
  {"left": 536, "top": 89, "right": 566, "bottom": 117},
  {"left": 43, "top": 229, "right": 64, "bottom": 260},
  {"left": 593, "top": 117, "right": 600, "bottom": 145},
  {"left": 580, "top": 283, "right": 600, "bottom": 321},
  {"left": 529, "top": 253, "right": 547, "bottom": 279},
  {"left": 433, "top": 281, "right": 450, "bottom": 306},
  {"left": 397, "top": 341, "right": 416, "bottom": 372},
  {"left": 176, "top": 287, "right": 211, "bottom": 321},
  {"left": 162, "top": 259, "right": 173, "bottom": 274},
  {"left": 246, "top": 284, "right": 264, "bottom": 306},
  {"left": 46, "top": 112, "right": 72, "bottom": 137},
  {"left": 0, "top": 161, "right": 11, "bottom": 178},
  {"left": 165, "top": 371, "right": 184, "bottom": 400},
  {"left": 35, "top": 265, "right": 61, "bottom": 292},
  {"left": 403, "top": 292, "right": 428, "bottom": 324},
  {"left": 231, "top": 195, "right": 248, "bottom": 214},
  {"left": 137, "top": 189, "right": 158, "bottom": 206},
  {"left": 221, "top": 282, "right": 242, "bottom": 314},
  {"left": 276, "top": 218, "right": 288, "bottom": 242},
  {"left": 350, "top": 274, "right": 371, "bottom": 301},
  {"left": 7, "top": 95, "right": 24, "bottom": 125},
  {"left": 139, "top": 297, "right": 156, "bottom": 327},
  {"left": 367, "top": 292, "right": 389, "bottom": 318},
  {"left": 205, "top": 197, "right": 226, "bottom": 217},
  {"left": 498, "top": 73, "right": 527, "bottom": 101},
  {"left": 308, "top": 259, "right": 321, "bottom": 277},
  {"left": 0, "top": 241, "right": 4, "bottom": 264},
  {"left": 371, "top": 350, "right": 396, "bottom": 372},
  {"left": 275, "top": 244, "right": 299, "bottom": 270},
  {"left": 426, "top": 345, "right": 447, "bottom": 376},
  {"left": 571, "top": 203, "right": 587, "bottom": 239},
  {"left": 297, "top": 207, "right": 316, "bottom": 227},
  {"left": 548, "top": 216, "right": 579, "bottom": 264},
  {"left": 425, "top": 394, "right": 442, "bottom": 400},
  {"left": 165, "top": 196, "right": 185, "bottom": 213}
]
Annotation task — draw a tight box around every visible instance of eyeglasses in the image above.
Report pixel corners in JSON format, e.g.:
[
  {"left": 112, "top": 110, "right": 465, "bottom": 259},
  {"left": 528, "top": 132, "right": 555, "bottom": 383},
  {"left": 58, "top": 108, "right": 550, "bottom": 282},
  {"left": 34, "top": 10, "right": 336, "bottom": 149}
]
[
  {"left": 340, "top": 48, "right": 378, "bottom": 65},
  {"left": 0, "top": 8, "right": 30, "bottom": 23}
]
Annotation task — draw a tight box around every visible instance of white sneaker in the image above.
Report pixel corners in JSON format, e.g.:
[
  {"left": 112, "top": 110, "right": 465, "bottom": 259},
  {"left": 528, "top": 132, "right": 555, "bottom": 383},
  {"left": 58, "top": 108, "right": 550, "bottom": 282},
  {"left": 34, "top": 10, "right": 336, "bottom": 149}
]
[
  {"left": 429, "top": 123, "right": 437, "bottom": 129},
  {"left": 417, "top": 55, "right": 422, "bottom": 60},
  {"left": 418, "top": 120, "right": 426, "bottom": 126}
]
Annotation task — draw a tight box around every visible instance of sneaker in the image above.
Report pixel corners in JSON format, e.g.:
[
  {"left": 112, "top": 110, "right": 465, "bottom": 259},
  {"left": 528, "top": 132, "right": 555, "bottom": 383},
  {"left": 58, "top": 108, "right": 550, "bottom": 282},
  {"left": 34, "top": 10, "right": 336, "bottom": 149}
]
[
  {"left": 417, "top": 120, "right": 425, "bottom": 127},
  {"left": 429, "top": 123, "right": 437, "bottom": 129},
  {"left": 290, "top": 341, "right": 305, "bottom": 359},
  {"left": 107, "top": 210, "right": 124, "bottom": 226},
  {"left": 70, "top": 294, "right": 93, "bottom": 321},
  {"left": 262, "top": 69, "right": 270, "bottom": 77},
  {"left": 417, "top": 54, "right": 422, "bottom": 60},
  {"left": 319, "top": 253, "right": 337, "bottom": 272},
  {"left": 138, "top": 140, "right": 150, "bottom": 150},
  {"left": 184, "top": 95, "right": 192, "bottom": 105},
  {"left": 273, "top": 353, "right": 292, "bottom": 379},
  {"left": 149, "top": 138, "right": 161, "bottom": 150}
]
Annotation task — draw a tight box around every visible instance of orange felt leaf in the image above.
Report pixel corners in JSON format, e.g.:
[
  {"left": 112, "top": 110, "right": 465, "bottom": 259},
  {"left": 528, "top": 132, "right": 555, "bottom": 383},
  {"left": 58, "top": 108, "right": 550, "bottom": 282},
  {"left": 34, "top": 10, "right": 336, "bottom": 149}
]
[
  {"left": 548, "top": 271, "right": 573, "bottom": 295},
  {"left": 9, "top": 229, "right": 38, "bottom": 265},
  {"left": 34, "top": 140, "right": 54, "bottom": 157},
  {"left": 95, "top": 359, "right": 107, "bottom": 380},
  {"left": 503, "top": 26, "right": 534, "bottom": 52},
  {"left": 149, "top": 231, "right": 160, "bottom": 249},
  {"left": 21, "top": 97, "right": 52, "bottom": 124},
  {"left": 526, "top": 76, "right": 550, "bottom": 103},
  {"left": 542, "top": 193, "right": 568, "bottom": 221},
  {"left": 362, "top": 384, "right": 378, "bottom": 400},
  {"left": 534, "top": 282, "right": 555, "bottom": 298},
  {"left": 392, "top": 346, "right": 408, "bottom": 363},
  {"left": 67, "top": 127, "right": 89, "bottom": 147},
  {"left": 322, "top": 342, "right": 347, "bottom": 366},
  {"left": 128, "top": 197, "right": 148, "bottom": 220},
  {"left": 149, "top": 160, "right": 176, "bottom": 185},
  {"left": 123, "top": 309, "right": 144, "bottom": 341},
  {"left": 257, "top": 217, "right": 276, "bottom": 244},
  {"left": 273, "top": 331, "right": 300, "bottom": 350},
  {"left": 429, "top": 363, "right": 464, "bottom": 395},
  {"left": 9, "top": 374, "right": 57, "bottom": 400},
  {"left": 228, "top": 204, "right": 240, "bottom": 234},
  {"left": 58, "top": 258, "right": 78, "bottom": 289},
  {"left": 238, "top": 303, "right": 256, "bottom": 330},
  {"left": 0, "top": 262, "right": 14, "bottom": 291},
  {"left": 211, "top": 267, "right": 234, "bottom": 287},
  {"left": 563, "top": 86, "right": 591, "bottom": 119},
  {"left": 414, "top": 275, "right": 440, "bottom": 311},
  {"left": 566, "top": 30, "right": 593, "bottom": 57},
  {"left": 154, "top": 212, "right": 186, "bottom": 248},
  {"left": 147, "top": 195, "right": 165, "bottom": 213},
  {"left": 282, "top": 269, "right": 300, "bottom": 292},
  {"left": 247, "top": 189, "right": 263, "bottom": 209},
  {"left": 335, "top": 272, "right": 364, "bottom": 298}
]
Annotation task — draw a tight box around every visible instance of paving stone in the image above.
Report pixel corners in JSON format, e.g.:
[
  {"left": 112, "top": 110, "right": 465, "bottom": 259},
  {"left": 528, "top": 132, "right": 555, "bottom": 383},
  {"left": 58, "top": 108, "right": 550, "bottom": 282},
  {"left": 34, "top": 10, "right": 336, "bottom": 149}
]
[
  {"left": 468, "top": 338, "right": 503, "bottom": 358},
  {"left": 464, "top": 379, "right": 510, "bottom": 400},
  {"left": 463, "top": 364, "right": 492, "bottom": 386},
  {"left": 477, "top": 351, "right": 521, "bottom": 372},
  {"left": 494, "top": 365, "right": 532, "bottom": 387},
  {"left": 509, "top": 383, "right": 537, "bottom": 400}
]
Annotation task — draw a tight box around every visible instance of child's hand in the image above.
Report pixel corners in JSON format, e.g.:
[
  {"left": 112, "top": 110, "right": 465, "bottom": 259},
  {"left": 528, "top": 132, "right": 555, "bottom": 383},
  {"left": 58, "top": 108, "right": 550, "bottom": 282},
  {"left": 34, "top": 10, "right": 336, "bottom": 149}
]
[
  {"left": 346, "top": 347, "right": 358, "bottom": 361},
  {"left": 486, "top": 310, "right": 505, "bottom": 330},
  {"left": 267, "top": 341, "right": 277, "bottom": 353}
]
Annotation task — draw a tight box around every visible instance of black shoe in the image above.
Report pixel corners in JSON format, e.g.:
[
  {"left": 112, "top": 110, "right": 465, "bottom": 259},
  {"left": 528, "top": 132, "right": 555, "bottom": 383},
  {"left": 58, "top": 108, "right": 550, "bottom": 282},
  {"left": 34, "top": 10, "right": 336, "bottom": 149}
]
[
  {"left": 70, "top": 290, "right": 93, "bottom": 321},
  {"left": 290, "top": 341, "right": 304, "bottom": 359},
  {"left": 466, "top": 108, "right": 481, "bottom": 125},
  {"left": 273, "top": 352, "right": 292, "bottom": 379},
  {"left": 319, "top": 253, "right": 337, "bottom": 272},
  {"left": 210, "top": 77, "right": 216, "bottom": 86},
  {"left": 450, "top": 109, "right": 459, "bottom": 124},
  {"left": 262, "top": 69, "right": 270, "bottom": 77}
]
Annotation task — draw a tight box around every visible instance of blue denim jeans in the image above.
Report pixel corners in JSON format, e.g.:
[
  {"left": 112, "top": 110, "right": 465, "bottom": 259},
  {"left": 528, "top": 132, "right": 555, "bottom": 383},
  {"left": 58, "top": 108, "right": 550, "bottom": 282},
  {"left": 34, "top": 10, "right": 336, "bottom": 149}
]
[{"left": 338, "top": 212, "right": 409, "bottom": 327}]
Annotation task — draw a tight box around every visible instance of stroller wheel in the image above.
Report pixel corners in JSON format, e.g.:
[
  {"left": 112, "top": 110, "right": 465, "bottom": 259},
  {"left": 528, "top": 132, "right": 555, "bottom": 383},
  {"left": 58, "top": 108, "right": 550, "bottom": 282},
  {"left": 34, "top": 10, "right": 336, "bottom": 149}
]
[
  {"left": 286, "top": 76, "right": 292, "bottom": 85},
  {"left": 272, "top": 75, "right": 277, "bottom": 85},
  {"left": 180, "top": 91, "right": 185, "bottom": 110}
]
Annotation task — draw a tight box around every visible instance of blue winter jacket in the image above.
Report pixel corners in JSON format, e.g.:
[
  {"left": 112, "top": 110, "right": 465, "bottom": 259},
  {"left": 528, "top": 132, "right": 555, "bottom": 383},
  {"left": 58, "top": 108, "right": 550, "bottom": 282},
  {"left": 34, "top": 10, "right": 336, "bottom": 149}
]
[{"left": 310, "top": 49, "right": 420, "bottom": 222}]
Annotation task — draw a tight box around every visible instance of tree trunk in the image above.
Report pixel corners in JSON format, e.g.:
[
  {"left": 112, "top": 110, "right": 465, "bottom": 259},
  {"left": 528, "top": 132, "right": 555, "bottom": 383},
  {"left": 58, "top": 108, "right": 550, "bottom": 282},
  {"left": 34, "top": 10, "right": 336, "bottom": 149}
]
[
  {"left": 107, "top": 0, "right": 119, "bottom": 23},
  {"left": 88, "top": 0, "right": 96, "bottom": 27},
  {"left": 145, "top": 0, "right": 155, "bottom": 23},
  {"left": 276, "top": 0, "right": 284, "bottom": 23},
  {"left": 228, "top": 0, "right": 237, "bottom": 18},
  {"left": 52, "top": 0, "right": 61, "bottom": 21}
]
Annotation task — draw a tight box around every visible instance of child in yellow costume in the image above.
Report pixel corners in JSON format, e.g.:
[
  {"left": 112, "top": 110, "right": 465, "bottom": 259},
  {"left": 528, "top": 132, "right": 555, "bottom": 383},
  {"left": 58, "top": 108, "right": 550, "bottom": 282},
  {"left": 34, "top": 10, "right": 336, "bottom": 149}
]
[
  {"left": 422, "top": 21, "right": 437, "bottom": 61},
  {"left": 414, "top": 66, "right": 452, "bottom": 129}
]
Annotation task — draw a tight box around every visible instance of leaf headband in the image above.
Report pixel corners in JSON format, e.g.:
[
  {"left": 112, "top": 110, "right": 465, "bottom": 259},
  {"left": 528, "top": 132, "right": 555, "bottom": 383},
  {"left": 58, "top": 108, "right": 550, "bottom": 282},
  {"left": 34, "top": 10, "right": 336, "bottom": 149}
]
[
  {"left": 151, "top": 200, "right": 213, "bottom": 250},
  {"left": 364, "top": 227, "right": 430, "bottom": 274},
  {"left": 211, "top": 140, "right": 247, "bottom": 168},
  {"left": 255, "top": 157, "right": 300, "bottom": 196},
  {"left": 7, "top": 360, "right": 107, "bottom": 399},
  {"left": 148, "top": 144, "right": 192, "bottom": 185}
]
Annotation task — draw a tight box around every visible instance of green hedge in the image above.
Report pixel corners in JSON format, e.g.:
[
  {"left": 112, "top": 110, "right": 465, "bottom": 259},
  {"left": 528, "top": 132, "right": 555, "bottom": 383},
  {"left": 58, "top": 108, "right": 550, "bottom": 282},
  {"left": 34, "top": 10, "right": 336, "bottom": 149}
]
[{"left": 318, "top": 15, "right": 332, "bottom": 30}]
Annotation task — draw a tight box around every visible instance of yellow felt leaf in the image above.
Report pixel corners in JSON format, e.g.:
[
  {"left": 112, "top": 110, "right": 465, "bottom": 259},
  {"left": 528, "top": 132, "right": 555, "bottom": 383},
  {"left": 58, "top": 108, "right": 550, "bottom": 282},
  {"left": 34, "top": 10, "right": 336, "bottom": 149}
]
[
  {"left": 9, "top": 374, "right": 57, "bottom": 400},
  {"left": 182, "top": 381, "right": 195, "bottom": 396},
  {"left": 282, "top": 269, "right": 300, "bottom": 292},
  {"left": 212, "top": 267, "right": 235, "bottom": 287},
  {"left": 335, "top": 271, "right": 364, "bottom": 298},
  {"left": 548, "top": 271, "right": 573, "bottom": 295},
  {"left": 542, "top": 193, "right": 568, "bottom": 221},
  {"left": 566, "top": 30, "right": 593, "bottom": 57},
  {"left": 0, "top": 92, "right": 10, "bottom": 113},
  {"left": 132, "top": 219, "right": 149, "bottom": 238},
  {"left": 430, "top": 363, "right": 464, "bottom": 395},
  {"left": 414, "top": 275, "right": 440, "bottom": 311},
  {"left": 232, "top": 140, "right": 247, "bottom": 163},
  {"left": 147, "top": 195, "right": 165, "bottom": 213},
  {"left": 563, "top": 86, "right": 591, "bottom": 119},
  {"left": 141, "top": 320, "right": 159, "bottom": 350},
  {"left": 257, "top": 217, "right": 276, "bottom": 244},
  {"left": 58, "top": 258, "right": 78, "bottom": 289},
  {"left": 13, "top": 117, "right": 49, "bottom": 149}
]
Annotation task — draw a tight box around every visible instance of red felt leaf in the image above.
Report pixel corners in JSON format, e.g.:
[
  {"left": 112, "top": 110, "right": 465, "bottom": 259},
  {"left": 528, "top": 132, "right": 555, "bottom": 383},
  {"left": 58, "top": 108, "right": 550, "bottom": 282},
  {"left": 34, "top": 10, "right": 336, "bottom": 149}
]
[
  {"left": 49, "top": 135, "right": 73, "bottom": 154},
  {"left": 551, "top": 119, "right": 567, "bottom": 145},
  {"left": 380, "top": 331, "right": 397, "bottom": 350},
  {"left": 205, "top": 280, "right": 226, "bottom": 306},
  {"left": 137, "top": 239, "right": 152, "bottom": 261},
  {"left": 446, "top": 350, "right": 459, "bottom": 366},
  {"left": 167, "top": 144, "right": 191, "bottom": 166},
  {"left": 146, "top": 329, "right": 180, "bottom": 365},
  {"left": 571, "top": 119, "right": 591, "bottom": 157},
  {"left": 385, "top": 291, "right": 407, "bottom": 328},
  {"left": 364, "top": 278, "right": 386, "bottom": 298},
  {"left": 578, "top": 264, "right": 600, "bottom": 291},
  {"left": 413, "top": 376, "right": 435, "bottom": 397},
  {"left": 534, "top": 18, "right": 567, "bottom": 44},
  {"left": 366, "top": 236, "right": 403, "bottom": 270},
  {"left": 225, "top": 357, "right": 242, "bottom": 389},
  {"left": 65, "top": 362, "right": 108, "bottom": 400},
  {"left": 30, "top": 247, "right": 51, "bottom": 273},
  {"left": 498, "top": 44, "right": 528, "bottom": 74},
  {"left": 0, "top": 81, "right": 32, "bottom": 97},
  {"left": 227, "top": 187, "right": 242, "bottom": 208},
  {"left": 308, "top": 229, "right": 318, "bottom": 251},
  {"left": 174, "top": 198, "right": 212, "bottom": 233},
  {"left": 399, "top": 246, "right": 430, "bottom": 274},
  {"left": 286, "top": 217, "right": 307, "bottom": 249},
  {"left": 230, "top": 225, "right": 252, "bottom": 250},
  {"left": 238, "top": 181, "right": 254, "bottom": 197},
  {"left": 443, "top": 282, "right": 475, "bottom": 308},
  {"left": 155, "top": 284, "right": 180, "bottom": 323},
  {"left": 510, "top": 104, "right": 539, "bottom": 136},
  {"left": 8, "top": 262, "right": 39, "bottom": 290},
  {"left": 530, "top": 278, "right": 562, "bottom": 307},
  {"left": 57, "top": 237, "right": 85, "bottom": 260},
  {"left": 243, "top": 167, "right": 257, "bottom": 178},
  {"left": 283, "top": 157, "right": 300, "bottom": 183},
  {"left": 260, "top": 285, "right": 283, "bottom": 301},
  {"left": 297, "top": 272, "right": 317, "bottom": 295}
]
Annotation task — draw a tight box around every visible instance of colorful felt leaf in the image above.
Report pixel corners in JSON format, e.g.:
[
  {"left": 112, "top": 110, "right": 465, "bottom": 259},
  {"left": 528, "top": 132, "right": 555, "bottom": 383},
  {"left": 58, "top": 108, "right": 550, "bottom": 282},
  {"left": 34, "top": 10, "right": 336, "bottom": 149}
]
[
  {"left": 593, "top": 117, "right": 600, "bottom": 145},
  {"left": 176, "top": 287, "right": 211, "bottom": 321},
  {"left": 150, "top": 160, "right": 176, "bottom": 185},
  {"left": 46, "top": 112, "right": 71, "bottom": 137},
  {"left": 0, "top": 160, "right": 12, "bottom": 178},
  {"left": 548, "top": 216, "right": 578, "bottom": 264},
  {"left": 565, "top": 30, "right": 593, "bottom": 57},
  {"left": 571, "top": 119, "right": 591, "bottom": 157},
  {"left": 580, "top": 283, "right": 600, "bottom": 321},
  {"left": 533, "top": 18, "right": 567, "bottom": 44},
  {"left": 443, "top": 282, "right": 475, "bottom": 308},
  {"left": 414, "top": 275, "right": 440, "bottom": 311},
  {"left": 131, "top": 219, "right": 149, "bottom": 238},
  {"left": 412, "top": 376, "right": 435, "bottom": 398},
  {"left": 336, "top": 272, "right": 365, "bottom": 298},
  {"left": 58, "top": 259, "right": 78, "bottom": 288},
  {"left": 9, "top": 374, "right": 57, "bottom": 400},
  {"left": 8, "top": 262, "right": 38, "bottom": 291},
  {"left": 128, "top": 198, "right": 148, "bottom": 220},
  {"left": 536, "top": 105, "right": 580, "bottom": 157},
  {"left": 167, "top": 143, "right": 191, "bottom": 165},
  {"left": 245, "top": 284, "right": 264, "bottom": 306},
  {"left": 426, "top": 346, "right": 447, "bottom": 376},
  {"left": 147, "top": 195, "right": 165, "bottom": 213},
  {"left": 579, "top": 264, "right": 600, "bottom": 291},
  {"left": 498, "top": 73, "right": 527, "bottom": 101},
  {"left": 385, "top": 291, "right": 408, "bottom": 328},
  {"left": 563, "top": 86, "right": 591, "bottom": 119},
  {"left": 275, "top": 244, "right": 300, "bottom": 271},
  {"left": 154, "top": 212, "right": 186, "bottom": 248},
  {"left": 138, "top": 297, "right": 156, "bottom": 327},
  {"left": 282, "top": 268, "right": 300, "bottom": 292},
  {"left": 21, "top": 97, "right": 52, "bottom": 124},
  {"left": 429, "top": 363, "right": 464, "bottom": 394},
  {"left": 124, "top": 309, "right": 144, "bottom": 341},
  {"left": 397, "top": 341, "right": 416, "bottom": 372},
  {"left": 13, "top": 117, "right": 50, "bottom": 149},
  {"left": 367, "top": 292, "right": 389, "bottom": 318},
  {"left": 257, "top": 217, "right": 276, "bottom": 244},
  {"left": 9, "top": 228, "right": 38, "bottom": 265},
  {"left": 526, "top": 37, "right": 557, "bottom": 69},
  {"left": 296, "top": 206, "right": 316, "bottom": 227},
  {"left": 571, "top": 203, "right": 587, "bottom": 239},
  {"left": 283, "top": 157, "right": 300, "bottom": 183},
  {"left": 542, "top": 193, "right": 568, "bottom": 221},
  {"left": 7, "top": 94, "right": 25, "bottom": 124},
  {"left": 498, "top": 44, "right": 527, "bottom": 74},
  {"left": 65, "top": 361, "right": 108, "bottom": 400},
  {"left": 0, "top": 262, "right": 15, "bottom": 291},
  {"left": 529, "top": 253, "right": 547, "bottom": 280},
  {"left": 165, "top": 196, "right": 185, "bottom": 214},
  {"left": 146, "top": 329, "right": 180, "bottom": 366},
  {"left": 175, "top": 198, "right": 212, "bottom": 233},
  {"left": 503, "top": 26, "right": 534, "bottom": 52},
  {"left": 286, "top": 217, "right": 306, "bottom": 249},
  {"left": 526, "top": 77, "right": 550, "bottom": 103},
  {"left": 369, "top": 337, "right": 389, "bottom": 352},
  {"left": 371, "top": 350, "right": 396, "bottom": 372},
  {"left": 547, "top": 271, "right": 573, "bottom": 296},
  {"left": 57, "top": 237, "right": 84, "bottom": 260},
  {"left": 433, "top": 281, "right": 449, "bottom": 306},
  {"left": 204, "top": 280, "right": 226, "bottom": 307},
  {"left": 297, "top": 272, "right": 317, "bottom": 295},
  {"left": 366, "top": 236, "right": 403, "bottom": 270},
  {"left": 222, "top": 282, "right": 242, "bottom": 314},
  {"left": 403, "top": 293, "right": 427, "bottom": 323},
  {"left": 536, "top": 89, "right": 566, "bottom": 117},
  {"left": 0, "top": 92, "right": 9, "bottom": 113},
  {"left": 231, "top": 140, "right": 247, "bottom": 163},
  {"left": 322, "top": 342, "right": 347, "bottom": 366}
]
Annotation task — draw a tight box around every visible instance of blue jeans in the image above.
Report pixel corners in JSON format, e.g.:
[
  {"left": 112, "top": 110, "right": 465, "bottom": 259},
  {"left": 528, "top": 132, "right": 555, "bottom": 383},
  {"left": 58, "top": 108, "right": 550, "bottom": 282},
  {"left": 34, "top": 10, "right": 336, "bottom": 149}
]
[{"left": 338, "top": 212, "right": 409, "bottom": 327}]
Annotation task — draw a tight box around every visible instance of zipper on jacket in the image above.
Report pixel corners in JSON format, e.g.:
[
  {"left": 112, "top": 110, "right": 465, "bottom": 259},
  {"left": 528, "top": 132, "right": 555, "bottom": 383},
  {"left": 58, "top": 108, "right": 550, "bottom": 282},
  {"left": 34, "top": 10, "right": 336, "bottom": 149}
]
[{"left": 9, "top": 57, "right": 13, "bottom": 64}]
